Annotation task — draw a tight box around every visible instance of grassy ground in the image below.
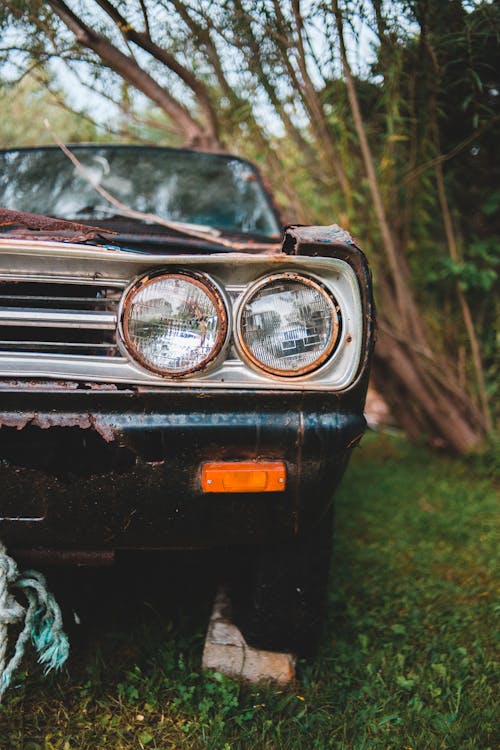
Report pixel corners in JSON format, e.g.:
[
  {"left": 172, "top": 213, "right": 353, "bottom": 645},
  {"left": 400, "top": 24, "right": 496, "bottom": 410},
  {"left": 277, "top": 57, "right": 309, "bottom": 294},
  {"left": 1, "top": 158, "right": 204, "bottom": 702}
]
[{"left": 0, "top": 432, "right": 498, "bottom": 749}]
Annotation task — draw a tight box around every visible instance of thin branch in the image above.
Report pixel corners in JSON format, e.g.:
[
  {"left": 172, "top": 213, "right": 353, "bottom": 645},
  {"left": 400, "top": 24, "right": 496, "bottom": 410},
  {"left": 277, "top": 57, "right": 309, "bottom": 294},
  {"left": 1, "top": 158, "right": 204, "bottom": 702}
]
[
  {"left": 275, "top": 0, "right": 351, "bottom": 202},
  {"left": 403, "top": 114, "right": 500, "bottom": 183},
  {"left": 332, "top": 0, "right": 426, "bottom": 340},
  {"left": 433, "top": 125, "right": 492, "bottom": 430},
  {"left": 2, "top": 58, "right": 51, "bottom": 86},
  {"left": 167, "top": 0, "right": 234, "bottom": 100},
  {"left": 424, "top": 34, "right": 492, "bottom": 430},
  {"left": 377, "top": 318, "right": 482, "bottom": 414},
  {"left": 32, "top": 69, "right": 166, "bottom": 142},
  {"left": 139, "top": 0, "right": 152, "bottom": 39},
  {"left": 53, "top": 58, "right": 181, "bottom": 137},
  {"left": 230, "top": 0, "right": 318, "bottom": 162}
]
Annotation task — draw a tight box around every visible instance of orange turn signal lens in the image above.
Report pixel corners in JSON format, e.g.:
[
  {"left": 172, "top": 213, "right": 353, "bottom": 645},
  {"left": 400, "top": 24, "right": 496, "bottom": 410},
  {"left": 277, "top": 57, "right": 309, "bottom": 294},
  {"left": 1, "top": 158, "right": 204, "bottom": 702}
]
[{"left": 201, "top": 461, "right": 286, "bottom": 493}]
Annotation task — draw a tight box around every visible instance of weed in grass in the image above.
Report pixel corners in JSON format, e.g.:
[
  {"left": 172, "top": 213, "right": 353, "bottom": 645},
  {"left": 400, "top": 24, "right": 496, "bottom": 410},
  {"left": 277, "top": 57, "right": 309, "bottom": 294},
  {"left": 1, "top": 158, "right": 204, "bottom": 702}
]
[{"left": 0, "top": 432, "right": 497, "bottom": 749}]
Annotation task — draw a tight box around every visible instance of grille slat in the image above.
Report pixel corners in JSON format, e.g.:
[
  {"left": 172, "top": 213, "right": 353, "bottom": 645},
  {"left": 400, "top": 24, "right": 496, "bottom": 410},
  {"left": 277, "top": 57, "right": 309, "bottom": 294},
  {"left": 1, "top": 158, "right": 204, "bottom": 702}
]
[
  {"left": 0, "top": 281, "right": 121, "bottom": 358},
  {"left": 0, "top": 295, "right": 117, "bottom": 306},
  {"left": 0, "top": 308, "right": 116, "bottom": 329},
  {"left": 0, "top": 341, "right": 118, "bottom": 351}
]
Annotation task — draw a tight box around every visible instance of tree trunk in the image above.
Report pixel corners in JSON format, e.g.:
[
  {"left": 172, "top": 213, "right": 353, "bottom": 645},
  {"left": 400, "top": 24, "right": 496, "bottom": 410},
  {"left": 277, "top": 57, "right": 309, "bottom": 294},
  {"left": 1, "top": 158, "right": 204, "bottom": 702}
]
[
  {"left": 373, "top": 327, "right": 486, "bottom": 454},
  {"left": 332, "top": 1, "right": 487, "bottom": 454}
]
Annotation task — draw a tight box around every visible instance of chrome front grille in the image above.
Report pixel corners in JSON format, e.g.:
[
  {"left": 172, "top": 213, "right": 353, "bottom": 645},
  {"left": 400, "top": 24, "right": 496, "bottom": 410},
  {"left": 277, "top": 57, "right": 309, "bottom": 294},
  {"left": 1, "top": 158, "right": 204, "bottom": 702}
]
[
  {"left": 0, "top": 282, "right": 123, "bottom": 358},
  {"left": 0, "top": 240, "right": 362, "bottom": 390}
]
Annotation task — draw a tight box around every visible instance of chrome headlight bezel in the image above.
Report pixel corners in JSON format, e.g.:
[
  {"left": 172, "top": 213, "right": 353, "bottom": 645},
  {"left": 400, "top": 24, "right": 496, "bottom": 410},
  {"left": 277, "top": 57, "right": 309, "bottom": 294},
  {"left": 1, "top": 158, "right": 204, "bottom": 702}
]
[
  {"left": 117, "top": 268, "right": 229, "bottom": 377},
  {"left": 234, "top": 271, "right": 341, "bottom": 377}
]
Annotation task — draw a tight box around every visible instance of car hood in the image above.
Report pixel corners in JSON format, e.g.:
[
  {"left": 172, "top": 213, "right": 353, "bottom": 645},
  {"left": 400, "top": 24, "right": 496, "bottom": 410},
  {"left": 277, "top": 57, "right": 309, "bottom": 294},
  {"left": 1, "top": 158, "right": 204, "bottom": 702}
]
[{"left": 0, "top": 207, "right": 283, "bottom": 256}]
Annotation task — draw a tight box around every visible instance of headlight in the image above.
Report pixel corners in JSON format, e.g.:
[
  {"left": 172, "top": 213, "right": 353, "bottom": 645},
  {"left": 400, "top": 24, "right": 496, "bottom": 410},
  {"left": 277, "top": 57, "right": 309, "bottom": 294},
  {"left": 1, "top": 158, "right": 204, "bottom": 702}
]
[
  {"left": 119, "top": 270, "right": 228, "bottom": 376},
  {"left": 236, "top": 273, "right": 340, "bottom": 376}
]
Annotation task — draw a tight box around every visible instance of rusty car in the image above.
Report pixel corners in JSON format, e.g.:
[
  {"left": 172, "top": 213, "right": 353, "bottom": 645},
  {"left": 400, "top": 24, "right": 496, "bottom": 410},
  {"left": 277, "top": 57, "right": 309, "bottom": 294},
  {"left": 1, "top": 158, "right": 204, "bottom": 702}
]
[{"left": 0, "top": 145, "right": 374, "bottom": 655}]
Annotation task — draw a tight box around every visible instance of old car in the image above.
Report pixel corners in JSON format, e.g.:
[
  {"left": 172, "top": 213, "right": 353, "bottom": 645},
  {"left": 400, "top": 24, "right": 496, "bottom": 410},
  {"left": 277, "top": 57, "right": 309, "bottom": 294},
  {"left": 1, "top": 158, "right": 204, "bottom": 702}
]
[{"left": 0, "top": 144, "right": 374, "bottom": 656}]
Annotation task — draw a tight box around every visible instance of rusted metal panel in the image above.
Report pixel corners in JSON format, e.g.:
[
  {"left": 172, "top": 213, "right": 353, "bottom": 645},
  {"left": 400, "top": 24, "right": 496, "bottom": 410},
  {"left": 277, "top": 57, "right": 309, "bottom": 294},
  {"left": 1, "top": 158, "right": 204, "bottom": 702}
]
[
  {"left": 0, "top": 379, "right": 81, "bottom": 391},
  {"left": 0, "top": 388, "right": 365, "bottom": 550},
  {"left": 12, "top": 550, "right": 115, "bottom": 567},
  {"left": 0, "top": 207, "right": 116, "bottom": 242},
  {"left": 0, "top": 411, "right": 117, "bottom": 442},
  {"left": 0, "top": 206, "right": 279, "bottom": 253}
]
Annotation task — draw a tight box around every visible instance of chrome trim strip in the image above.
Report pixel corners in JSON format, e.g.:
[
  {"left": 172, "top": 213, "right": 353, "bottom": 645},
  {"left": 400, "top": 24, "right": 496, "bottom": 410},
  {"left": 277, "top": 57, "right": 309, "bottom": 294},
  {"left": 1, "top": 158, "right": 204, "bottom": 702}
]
[
  {"left": 0, "top": 341, "right": 117, "bottom": 350},
  {"left": 0, "top": 308, "right": 116, "bottom": 329},
  {"left": 0, "top": 272, "right": 127, "bottom": 287}
]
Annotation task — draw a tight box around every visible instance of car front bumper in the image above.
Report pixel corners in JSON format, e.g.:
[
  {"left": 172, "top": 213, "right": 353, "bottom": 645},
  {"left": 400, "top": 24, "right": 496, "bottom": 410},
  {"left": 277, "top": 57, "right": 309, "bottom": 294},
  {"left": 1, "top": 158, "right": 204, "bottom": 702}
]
[{"left": 0, "top": 386, "right": 365, "bottom": 552}]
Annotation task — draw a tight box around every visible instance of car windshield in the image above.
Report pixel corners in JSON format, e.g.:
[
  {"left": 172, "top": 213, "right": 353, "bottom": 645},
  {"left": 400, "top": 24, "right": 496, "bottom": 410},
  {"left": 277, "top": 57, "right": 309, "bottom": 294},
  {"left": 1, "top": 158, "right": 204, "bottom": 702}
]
[{"left": 0, "top": 146, "right": 281, "bottom": 238}]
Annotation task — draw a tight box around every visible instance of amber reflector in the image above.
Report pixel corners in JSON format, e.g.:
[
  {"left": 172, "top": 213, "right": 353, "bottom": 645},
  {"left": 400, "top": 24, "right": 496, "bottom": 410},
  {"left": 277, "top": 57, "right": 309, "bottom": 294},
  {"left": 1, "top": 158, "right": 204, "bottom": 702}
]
[{"left": 201, "top": 461, "right": 286, "bottom": 493}]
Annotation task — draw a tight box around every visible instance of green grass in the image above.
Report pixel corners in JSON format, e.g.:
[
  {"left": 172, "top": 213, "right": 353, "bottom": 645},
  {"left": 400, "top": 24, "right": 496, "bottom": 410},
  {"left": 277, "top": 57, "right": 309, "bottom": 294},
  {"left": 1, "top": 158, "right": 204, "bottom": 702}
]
[{"left": 0, "top": 432, "right": 498, "bottom": 749}]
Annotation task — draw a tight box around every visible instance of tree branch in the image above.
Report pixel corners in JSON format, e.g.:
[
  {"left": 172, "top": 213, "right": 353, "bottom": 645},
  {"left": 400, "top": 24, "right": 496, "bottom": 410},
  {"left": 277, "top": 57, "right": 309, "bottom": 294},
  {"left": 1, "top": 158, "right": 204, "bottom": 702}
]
[
  {"left": 138, "top": 0, "right": 152, "bottom": 40},
  {"left": 45, "top": 0, "right": 210, "bottom": 147},
  {"left": 93, "top": 0, "right": 221, "bottom": 145},
  {"left": 332, "top": 0, "right": 415, "bottom": 334}
]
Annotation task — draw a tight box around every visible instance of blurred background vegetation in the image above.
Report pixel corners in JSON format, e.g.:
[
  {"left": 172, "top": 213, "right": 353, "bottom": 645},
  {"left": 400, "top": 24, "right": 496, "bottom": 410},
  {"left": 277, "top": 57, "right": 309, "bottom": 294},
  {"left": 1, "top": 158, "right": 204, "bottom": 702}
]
[
  {"left": 0, "top": 0, "right": 498, "bottom": 453},
  {"left": 0, "top": 6, "right": 497, "bottom": 746}
]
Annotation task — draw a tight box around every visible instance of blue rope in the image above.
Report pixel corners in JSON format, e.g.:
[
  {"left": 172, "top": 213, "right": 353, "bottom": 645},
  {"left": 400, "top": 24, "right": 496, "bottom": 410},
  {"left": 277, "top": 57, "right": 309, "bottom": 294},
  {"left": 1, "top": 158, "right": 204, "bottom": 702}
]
[{"left": 0, "top": 545, "right": 69, "bottom": 699}]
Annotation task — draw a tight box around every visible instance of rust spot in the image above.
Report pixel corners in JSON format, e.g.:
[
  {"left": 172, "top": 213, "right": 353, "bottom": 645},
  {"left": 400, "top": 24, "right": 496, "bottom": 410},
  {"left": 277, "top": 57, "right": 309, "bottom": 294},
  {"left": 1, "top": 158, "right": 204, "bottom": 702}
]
[
  {"left": 285, "top": 224, "right": 355, "bottom": 247},
  {"left": 84, "top": 382, "right": 119, "bottom": 391},
  {"left": 346, "top": 432, "right": 364, "bottom": 449},
  {"left": 13, "top": 549, "right": 115, "bottom": 566},
  {"left": 89, "top": 416, "right": 117, "bottom": 442},
  {"left": 0, "top": 380, "right": 121, "bottom": 392},
  {"left": 0, "top": 412, "right": 33, "bottom": 429},
  {"left": 0, "top": 207, "right": 116, "bottom": 241},
  {"left": 34, "top": 413, "right": 92, "bottom": 430},
  {"left": 0, "top": 379, "right": 80, "bottom": 391},
  {"left": 0, "top": 411, "right": 117, "bottom": 442}
]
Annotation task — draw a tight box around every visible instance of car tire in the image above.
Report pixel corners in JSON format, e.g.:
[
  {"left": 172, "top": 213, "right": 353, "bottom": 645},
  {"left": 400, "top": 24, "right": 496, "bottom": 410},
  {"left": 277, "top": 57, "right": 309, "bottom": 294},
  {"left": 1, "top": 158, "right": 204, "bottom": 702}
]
[{"left": 229, "top": 506, "right": 334, "bottom": 657}]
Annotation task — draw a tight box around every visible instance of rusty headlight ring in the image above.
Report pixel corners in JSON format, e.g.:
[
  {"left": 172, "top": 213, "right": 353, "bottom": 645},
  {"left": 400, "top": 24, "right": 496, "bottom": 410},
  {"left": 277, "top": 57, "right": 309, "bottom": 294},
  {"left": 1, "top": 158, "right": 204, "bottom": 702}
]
[
  {"left": 118, "top": 269, "right": 229, "bottom": 377},
  {"left": 235, "top": 271, "right": 341, "bottom": 378}
]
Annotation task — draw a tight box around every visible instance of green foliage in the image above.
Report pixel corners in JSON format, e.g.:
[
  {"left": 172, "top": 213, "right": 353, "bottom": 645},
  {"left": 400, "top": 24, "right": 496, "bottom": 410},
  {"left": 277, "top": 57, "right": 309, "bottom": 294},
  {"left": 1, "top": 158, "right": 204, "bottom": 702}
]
[
  {"left": 0, "top": 75, "right": 101, "bottom": 149},
  {"left": 427, "top": 237, "right": 499, "bottom": 292},
  {"left": 0, "top": 434, "right": 497, "bottom": 749}
]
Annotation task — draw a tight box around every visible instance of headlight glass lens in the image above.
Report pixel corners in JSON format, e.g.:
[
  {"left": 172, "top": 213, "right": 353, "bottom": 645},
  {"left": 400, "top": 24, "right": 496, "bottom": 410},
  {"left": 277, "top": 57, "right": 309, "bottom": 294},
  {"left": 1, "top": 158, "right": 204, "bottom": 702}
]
[
  {"left": 122, "top": 272, "right": 227, "bottom": 375},
  {"left": 239, "top": 275, "right": 339, "bottom": 376}
]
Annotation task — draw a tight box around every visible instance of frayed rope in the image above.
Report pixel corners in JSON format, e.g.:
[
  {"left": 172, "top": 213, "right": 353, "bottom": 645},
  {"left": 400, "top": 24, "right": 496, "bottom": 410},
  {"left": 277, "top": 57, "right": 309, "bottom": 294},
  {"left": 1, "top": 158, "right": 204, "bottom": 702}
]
[{"left": 0, "top": 544, "right": 69, "bottom": 699}]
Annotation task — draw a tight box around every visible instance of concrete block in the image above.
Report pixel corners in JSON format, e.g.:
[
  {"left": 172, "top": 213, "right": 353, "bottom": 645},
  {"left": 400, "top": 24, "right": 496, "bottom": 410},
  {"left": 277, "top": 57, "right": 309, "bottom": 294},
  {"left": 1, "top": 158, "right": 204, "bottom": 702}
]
[{"left": 202, "top": 589, "right": 296, "bottom": 684}]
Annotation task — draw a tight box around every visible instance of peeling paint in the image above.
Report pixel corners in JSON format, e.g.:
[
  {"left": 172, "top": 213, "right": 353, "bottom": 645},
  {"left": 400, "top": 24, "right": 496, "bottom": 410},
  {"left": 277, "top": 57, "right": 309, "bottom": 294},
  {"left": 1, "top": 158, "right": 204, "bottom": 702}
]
[
  {"left": 0, "top": 207, "right": 116, "bottom": 242},
  {"left": 288, "top": 224, "right": 355, "bottom": 245},
  {"left": 0, "top": 380, "right": 81, "bottom": 391},
  {"left": 0, "top": 380, "right": 121, "bottom": 392},
  {"left": 0, "top": 411, "right": 117, "bottom": 442}
]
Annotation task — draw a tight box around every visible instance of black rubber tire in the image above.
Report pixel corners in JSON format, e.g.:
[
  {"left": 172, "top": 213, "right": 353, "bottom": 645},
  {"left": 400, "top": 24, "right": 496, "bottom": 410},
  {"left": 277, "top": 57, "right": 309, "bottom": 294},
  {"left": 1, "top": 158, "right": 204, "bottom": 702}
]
[{"left": 229, "top": 507, "right": 334, "bottom": 657}]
